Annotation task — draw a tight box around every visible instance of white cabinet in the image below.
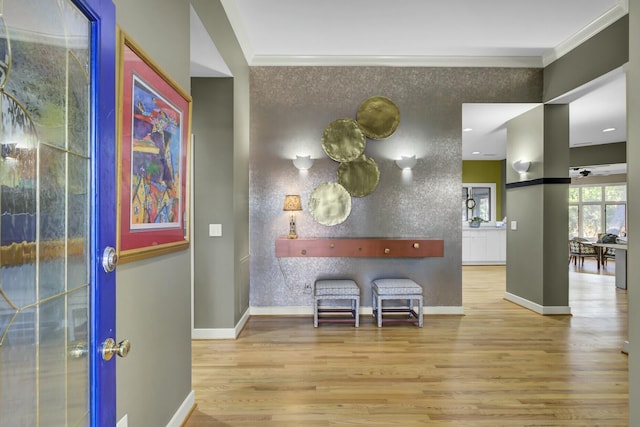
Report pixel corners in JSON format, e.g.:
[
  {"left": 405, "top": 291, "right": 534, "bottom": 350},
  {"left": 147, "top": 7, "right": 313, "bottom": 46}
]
[{"left": 462, "top": 228, "right": 506, "bottom": 265}]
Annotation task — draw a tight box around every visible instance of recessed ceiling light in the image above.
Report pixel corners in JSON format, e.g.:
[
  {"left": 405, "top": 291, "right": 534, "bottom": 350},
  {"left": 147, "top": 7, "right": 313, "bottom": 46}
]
[
  {"left": 602, "top": 127, "right": 616, "bottom": 132},
  {"left": 472, "top": 151, "right": 481, "bottom": 155},
  {"left": 463, "top": 128, "right": 473, "bottom": 132}
]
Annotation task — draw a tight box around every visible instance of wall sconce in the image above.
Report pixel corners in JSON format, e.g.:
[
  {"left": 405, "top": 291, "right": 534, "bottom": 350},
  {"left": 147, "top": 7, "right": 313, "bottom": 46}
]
[
  {"left": 395, "top": 155, "right": 417, "bottom": 170},
  {"left": 512, "top": 160, "right": 531, "bottom": 174},
  {"left": 283, "top": 195, "right": 302, "bottom": 239},
  {"left": 293, "top": 155, "right": 314, "bottom": 170}
]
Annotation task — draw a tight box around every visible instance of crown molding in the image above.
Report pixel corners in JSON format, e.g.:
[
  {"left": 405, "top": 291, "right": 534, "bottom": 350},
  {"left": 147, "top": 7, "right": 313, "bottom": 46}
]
[
  {"left": 542, "top": 2, "right": 629, "bottom": 66},
  {"left": 221, "top": 0, "right": 627, "bottom": 70},
  {"left": 249, "top": 54, "right": 543, "bottom": 68}
]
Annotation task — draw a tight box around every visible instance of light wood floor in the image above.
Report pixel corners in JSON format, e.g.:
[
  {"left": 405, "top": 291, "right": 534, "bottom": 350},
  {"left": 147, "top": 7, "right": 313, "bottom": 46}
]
[{"left": 186, "top": 265, "right": 628, "bottom": 426}]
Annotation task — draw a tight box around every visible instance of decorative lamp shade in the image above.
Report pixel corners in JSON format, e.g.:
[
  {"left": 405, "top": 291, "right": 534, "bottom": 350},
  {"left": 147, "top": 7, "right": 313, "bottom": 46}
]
[{"left": 283, "top": 195, "right": 302, "bottom": 211}]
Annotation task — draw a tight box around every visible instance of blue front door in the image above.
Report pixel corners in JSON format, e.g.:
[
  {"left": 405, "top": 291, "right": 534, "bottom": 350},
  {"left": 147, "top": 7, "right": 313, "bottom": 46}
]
[{"left": 0, "top": 0, "right": 116, "bottom": 425}]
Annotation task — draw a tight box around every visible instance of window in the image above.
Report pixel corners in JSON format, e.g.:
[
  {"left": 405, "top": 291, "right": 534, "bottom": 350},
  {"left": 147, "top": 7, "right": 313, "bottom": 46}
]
[
  {"left": 462, "top": 183, "right": 496, "bottom": 223},
  {"left": 568, "top": 183, "right": 627, "bottom": 239}
]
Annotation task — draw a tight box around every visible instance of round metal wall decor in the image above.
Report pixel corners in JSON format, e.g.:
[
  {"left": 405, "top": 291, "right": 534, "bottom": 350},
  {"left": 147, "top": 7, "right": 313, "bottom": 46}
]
[
  {"left": 337, "top": 155, "right": 380, "bottom": 197},
  {"left": 308, "top": 182, "right": 352, "bottom": 226},
  {"left": 321, "top": 118, "right": 366, "bottom": 163},
  {"left": 356, "top": 96, "right": 400, "bottom": 140}
]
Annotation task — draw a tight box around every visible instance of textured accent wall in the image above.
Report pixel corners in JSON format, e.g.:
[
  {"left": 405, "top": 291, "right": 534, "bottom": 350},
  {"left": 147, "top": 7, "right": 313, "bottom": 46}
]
[{"left": 250, "top": 66, "right": 542, "bottom": 308}]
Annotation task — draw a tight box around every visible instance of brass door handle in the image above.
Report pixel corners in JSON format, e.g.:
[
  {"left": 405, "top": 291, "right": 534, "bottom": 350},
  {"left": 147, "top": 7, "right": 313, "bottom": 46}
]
[{"left": 102, "top": 338, "right": 131, "bottom": 361}]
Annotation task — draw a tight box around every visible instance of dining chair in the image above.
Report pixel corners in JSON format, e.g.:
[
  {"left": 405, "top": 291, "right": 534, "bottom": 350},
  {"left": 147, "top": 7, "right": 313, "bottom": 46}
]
[
  {"left": 568, "top": 238, "right": 599, "bottom": 266},
  {"left": 602, "top": 246, "right": 616, "bottom": 266}
]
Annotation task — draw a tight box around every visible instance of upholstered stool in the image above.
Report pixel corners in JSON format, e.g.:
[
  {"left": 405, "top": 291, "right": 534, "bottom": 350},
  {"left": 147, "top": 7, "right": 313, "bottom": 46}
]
[
  {"left": 314, "top": 280, "right": 360, "bottom": 327},
  {"left": 372, "top": 279, "right": 423, "bottom": 327}
]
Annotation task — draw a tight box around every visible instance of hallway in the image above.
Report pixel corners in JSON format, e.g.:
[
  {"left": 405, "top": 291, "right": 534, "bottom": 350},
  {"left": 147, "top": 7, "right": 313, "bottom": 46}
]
[{"left": 186, "top": 266, "right": 628, "bottom": 426}]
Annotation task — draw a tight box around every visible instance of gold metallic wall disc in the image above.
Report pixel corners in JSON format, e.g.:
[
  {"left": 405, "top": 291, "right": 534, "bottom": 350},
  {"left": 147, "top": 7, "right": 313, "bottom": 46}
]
[
  {"left": 337, "top": 155, "right": 380, "bottom": 197},
  {"left": 356, "top": 96, "right": 400, "bottom": 140},
  {"left": 308, "top": 182, "right": 352, "bottom": 226},
  {"left": 321, "top": 118, "right": 366, "bottom": 163}
]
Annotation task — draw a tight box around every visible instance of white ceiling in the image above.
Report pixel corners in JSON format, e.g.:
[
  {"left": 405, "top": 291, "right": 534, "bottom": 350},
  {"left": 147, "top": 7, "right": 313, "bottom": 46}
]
[{"left": 191, "top": 0, "right": 629, "bottom": 175}]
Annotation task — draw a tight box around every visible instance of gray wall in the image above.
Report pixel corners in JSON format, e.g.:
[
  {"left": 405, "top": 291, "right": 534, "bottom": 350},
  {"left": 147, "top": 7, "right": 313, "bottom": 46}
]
[
  {"left": 628, "top": 0, "right": 639, "bottom": 423},
  {"left": 543, "top": 16, "right": 629, "bottom": 101},
  {"left": 507, "top": 15, "right": 629, "bottom": 311},
  {"left": 191, "top": 78, "right": 237, "bottom": 328},
  {"left": 191, "top": 0, "right": 251, "bottom": 327},
  {"left": 570, "top": 141, "right": 626, "bottom": 166},
  {"left": 114, "top": 0, "right": 192, "bottom": 425},
  {"left": 505, "top": 107, "right": 545, "bottom": 303},
  {"left": 250, "top": 67, "right": 542, "bottom": 309},
  {"left": 505, "top": 105, "right": 572, "bottom": 307}
]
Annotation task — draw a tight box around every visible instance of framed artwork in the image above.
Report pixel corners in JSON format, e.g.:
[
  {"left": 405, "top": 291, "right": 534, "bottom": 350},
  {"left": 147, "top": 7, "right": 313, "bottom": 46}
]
[{"left": 116, "top": 29, "right": 192, "bottom": 263}]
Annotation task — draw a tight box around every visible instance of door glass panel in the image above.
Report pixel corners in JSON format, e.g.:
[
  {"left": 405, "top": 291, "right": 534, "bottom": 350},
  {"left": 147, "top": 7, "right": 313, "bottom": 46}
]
[
  {"left": 40, "top": 144, "right": 67, "bottom": 300},
  {"left": 68, "top": 51, "right": 90, "bottom": 156},
  {"left": 0, "top": 1, "right": 91, "bottom": 426},
  {"left": 68, "top": 287, "right": 89, "bottom": 423},
  {"left": 0, "top": 307, "right": 38, "bottom": 427},
  {"left": 69, "top": 153, "right": 89, "bottom": 286},
  {"left": 39, "top": 296, "right": 67, "bottom": 426}
]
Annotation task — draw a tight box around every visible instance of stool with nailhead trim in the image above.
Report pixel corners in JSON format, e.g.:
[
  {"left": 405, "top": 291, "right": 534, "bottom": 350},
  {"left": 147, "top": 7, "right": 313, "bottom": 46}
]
[
  {"left": 372, "top": 279, "right": 423, "bottom": 327},
  {"left": 314, "top": 280, "right": 360, "bottom": 327}
]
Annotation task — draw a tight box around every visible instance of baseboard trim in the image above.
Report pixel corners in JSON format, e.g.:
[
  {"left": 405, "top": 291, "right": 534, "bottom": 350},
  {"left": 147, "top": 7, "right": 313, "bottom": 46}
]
[
  {"left": 192, "top": 307, "right": 251, "bottom": 340},
  {"left": 167, "top": 389, "right": 195, "bottom": 427},
  {"left": 426, "top": 306, "right": 465, "bottom": 315},
  {"left": 250, "top": 306, "right": 312, "bottom": 316},
  {"left": 504, "top": 292, "right": 572, "bottom": 315},
  {"left": 250, "top": 306, "right": 465, "bottom": 316},
  {"left": 236, "top": 307, "right": 251, "bottom": 335},
  {"left": 193, "top": 306, "right": 465, "bottom": 340}
]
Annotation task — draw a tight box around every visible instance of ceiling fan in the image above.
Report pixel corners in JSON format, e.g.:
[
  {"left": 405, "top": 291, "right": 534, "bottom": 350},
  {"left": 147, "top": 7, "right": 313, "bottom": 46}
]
[{"left": 571, "top": 167, "right": 592, "bottom": 177}]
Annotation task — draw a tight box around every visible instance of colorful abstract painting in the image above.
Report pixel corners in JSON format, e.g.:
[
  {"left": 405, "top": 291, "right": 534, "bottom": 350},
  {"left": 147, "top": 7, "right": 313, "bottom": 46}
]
[{"left": 129, "top": 75, "right": 182, "bottom": 229}]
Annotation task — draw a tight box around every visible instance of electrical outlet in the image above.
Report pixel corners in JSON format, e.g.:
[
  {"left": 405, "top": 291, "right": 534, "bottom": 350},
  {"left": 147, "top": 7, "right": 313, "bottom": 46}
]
[{"left": 304, "top": 283, "right": 313, "bottom": 294}]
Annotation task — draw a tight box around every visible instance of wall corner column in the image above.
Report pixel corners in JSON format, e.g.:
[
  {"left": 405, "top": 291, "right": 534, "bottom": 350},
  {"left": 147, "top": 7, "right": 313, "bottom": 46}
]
[{"left": 505, "top": 105, "right": 570, "bottom": 313}]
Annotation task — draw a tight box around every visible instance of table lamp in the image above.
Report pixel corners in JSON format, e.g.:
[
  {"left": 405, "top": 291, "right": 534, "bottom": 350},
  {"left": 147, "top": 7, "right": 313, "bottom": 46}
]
[{"left": 283, "top": 195, "right": 302, "bottom": 239}]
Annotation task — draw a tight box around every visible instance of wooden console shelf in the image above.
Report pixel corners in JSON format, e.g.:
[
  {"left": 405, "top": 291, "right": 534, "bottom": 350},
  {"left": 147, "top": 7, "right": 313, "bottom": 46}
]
[{"left": 275, "top": 238, "right": 444, "bottom": 258}]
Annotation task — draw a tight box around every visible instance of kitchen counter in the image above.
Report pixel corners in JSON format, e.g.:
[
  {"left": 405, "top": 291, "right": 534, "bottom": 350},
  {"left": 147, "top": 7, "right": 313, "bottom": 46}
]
[{"left": 462, "top": 228, "right": 506, "bottom": 265}]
